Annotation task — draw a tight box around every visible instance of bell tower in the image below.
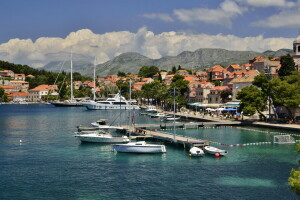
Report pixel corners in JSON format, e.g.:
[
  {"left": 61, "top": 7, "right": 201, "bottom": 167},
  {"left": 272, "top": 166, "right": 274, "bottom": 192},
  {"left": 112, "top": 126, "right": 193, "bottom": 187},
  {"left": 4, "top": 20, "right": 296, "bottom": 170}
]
[{"left": 293, "top": 32, "right": 300, "bottom": 71}]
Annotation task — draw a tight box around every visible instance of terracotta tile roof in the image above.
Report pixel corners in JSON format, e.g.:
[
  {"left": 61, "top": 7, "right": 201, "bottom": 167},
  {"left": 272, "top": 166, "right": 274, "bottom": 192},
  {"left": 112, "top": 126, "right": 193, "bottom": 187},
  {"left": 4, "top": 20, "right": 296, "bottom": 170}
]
[
  {"left": 29, "top": 84, "right": 58, "bottom": 91},
  {"left": 8, "top": 92, "right": 29, "bottom": 97},
  {"left": 229, "top": 73, "right": 259, "bottom": 84},
  {"left": 227, "top": 64, "right": 242, "bottom": 69},
  {"left": 211, "top": 86, "right": 230, "bottom": 91},
  {"left": 14, "top": 74, "right": 25, "bottom": 77},
  {"left": 207, "top": 65, "right": 226, "bottom": 73}
]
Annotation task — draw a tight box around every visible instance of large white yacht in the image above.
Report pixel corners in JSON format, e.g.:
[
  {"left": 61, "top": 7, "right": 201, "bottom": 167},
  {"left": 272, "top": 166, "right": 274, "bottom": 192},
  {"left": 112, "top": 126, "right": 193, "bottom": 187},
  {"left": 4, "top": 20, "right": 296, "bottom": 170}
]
[{"left": 83, "top": 92, "right": 140, "bottom": 110}]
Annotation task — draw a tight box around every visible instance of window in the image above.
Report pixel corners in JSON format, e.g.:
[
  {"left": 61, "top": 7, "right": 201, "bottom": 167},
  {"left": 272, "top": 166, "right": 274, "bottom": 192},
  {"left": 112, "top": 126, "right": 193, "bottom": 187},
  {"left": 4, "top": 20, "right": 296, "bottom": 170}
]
[{"left": 298, "top": 46, "right": 300, "bottom": 53}]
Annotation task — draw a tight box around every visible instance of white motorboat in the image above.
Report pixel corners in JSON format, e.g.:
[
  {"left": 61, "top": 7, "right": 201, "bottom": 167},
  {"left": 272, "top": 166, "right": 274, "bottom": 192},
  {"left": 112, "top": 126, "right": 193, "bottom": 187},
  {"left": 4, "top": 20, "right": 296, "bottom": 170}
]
[
  {"left": 90, "top": 119, "right": 124, "bottom": 130},
  {"left": 164, "top": 116, "right": 180, "bottom": 121},
  {"left": 83, "top": 92, "right": 140, "bottom": 110},
  {"left": 75, "top": 130, "right": 129, "bottom": 143},
  {"left": 145, "top": 105, "right": 157, "bottom": 113},
  {"left": 113, "top": 141, "right": 167, "bottom": 153},
  {"left": 189, "top": 147, "right": 204, "bottom": 157},
  {"left": 150, "top": 112, "right": 166, "bottom": 118},
  {"left": 204, "top": 146, "right": 228, "bottom": 156}
]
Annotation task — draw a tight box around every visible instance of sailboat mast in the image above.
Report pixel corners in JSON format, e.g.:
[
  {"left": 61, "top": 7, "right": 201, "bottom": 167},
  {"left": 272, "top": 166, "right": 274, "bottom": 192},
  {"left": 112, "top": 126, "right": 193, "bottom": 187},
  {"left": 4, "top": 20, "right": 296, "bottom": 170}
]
[
  {"left": 70, "top": 50, "right": 74, "bottom": 101},
  {"left": 129, "top": 79, "right": 132, "bottom": 102},
  {"left": 93, "top": 57, "right": 96, "bottom": 101},
  {"left": 173, "top": 87, "right": 176, "bottom": 141}
]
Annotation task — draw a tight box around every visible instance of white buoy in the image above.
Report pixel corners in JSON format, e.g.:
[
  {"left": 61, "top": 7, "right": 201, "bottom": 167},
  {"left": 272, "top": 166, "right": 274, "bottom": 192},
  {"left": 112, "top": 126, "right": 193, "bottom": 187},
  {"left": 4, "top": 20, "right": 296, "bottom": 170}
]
[{"left": 20, "top": 139, "right": 22, "bottom": 143}]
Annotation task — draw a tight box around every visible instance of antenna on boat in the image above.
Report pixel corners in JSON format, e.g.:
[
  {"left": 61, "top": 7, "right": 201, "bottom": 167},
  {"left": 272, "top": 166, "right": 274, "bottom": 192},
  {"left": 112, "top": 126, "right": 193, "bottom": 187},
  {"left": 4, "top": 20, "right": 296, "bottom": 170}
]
[
  {"left": 173, "top": 87, "right": 176, "bottom": 142},
  {"left": 93, "top": 57, "right": 97, "bottom": 101},
  {"left": 70, "top": 48, "right": 74, "bottom": 101}
]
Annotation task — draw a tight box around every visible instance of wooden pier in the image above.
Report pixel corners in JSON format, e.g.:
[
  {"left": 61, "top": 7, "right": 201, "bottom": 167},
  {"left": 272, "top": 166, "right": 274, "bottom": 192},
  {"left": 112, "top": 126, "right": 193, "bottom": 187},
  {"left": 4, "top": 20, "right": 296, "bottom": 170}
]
[{"left": 123, "top": 125, "right": 209, "bottom": 148}]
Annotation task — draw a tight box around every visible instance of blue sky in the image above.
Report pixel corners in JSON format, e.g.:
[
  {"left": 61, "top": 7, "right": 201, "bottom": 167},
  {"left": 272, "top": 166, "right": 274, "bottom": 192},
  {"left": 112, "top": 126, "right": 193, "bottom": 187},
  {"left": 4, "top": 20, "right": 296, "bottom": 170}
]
[
  {"left": 1, "top": 0, "right": 299, "bottom": 43},
  {"left": 0, "top": 0, "right": 300, "bottom": 67}
]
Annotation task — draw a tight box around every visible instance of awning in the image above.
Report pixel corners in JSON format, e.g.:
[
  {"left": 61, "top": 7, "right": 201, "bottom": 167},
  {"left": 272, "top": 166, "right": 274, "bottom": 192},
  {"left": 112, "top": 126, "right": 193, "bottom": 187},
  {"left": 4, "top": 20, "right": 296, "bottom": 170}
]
[
  {"left": 224, "top": 101, "right": 240, "bottom": 107},
  {"left": 223, "top": 108, "right": 237, "bottom": 111}
]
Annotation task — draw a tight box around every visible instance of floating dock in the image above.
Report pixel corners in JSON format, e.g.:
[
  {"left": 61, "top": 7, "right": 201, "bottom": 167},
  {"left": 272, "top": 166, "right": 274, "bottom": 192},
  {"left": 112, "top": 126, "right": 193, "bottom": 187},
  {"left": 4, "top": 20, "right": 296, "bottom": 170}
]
[{"left": 123, "top": 125, "right": 209, "bottom": 148}]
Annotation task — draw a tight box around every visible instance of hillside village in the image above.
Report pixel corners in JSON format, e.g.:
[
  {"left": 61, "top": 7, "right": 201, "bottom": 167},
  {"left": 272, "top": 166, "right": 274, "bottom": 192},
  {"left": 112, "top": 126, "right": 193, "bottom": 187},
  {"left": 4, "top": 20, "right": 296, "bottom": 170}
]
[
  {"left": 1, "top": 35, "right": 300, "bottom": 118},
  {"left": 0, "top": 55, "right": 284, "bottom": 103}
]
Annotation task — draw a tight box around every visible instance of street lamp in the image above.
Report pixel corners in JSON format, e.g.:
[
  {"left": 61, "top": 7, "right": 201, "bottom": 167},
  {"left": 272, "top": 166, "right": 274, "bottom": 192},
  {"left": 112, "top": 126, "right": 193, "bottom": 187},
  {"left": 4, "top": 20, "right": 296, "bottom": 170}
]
[{"left": 264, "top": 64, "right": 271, "bottom": 121}]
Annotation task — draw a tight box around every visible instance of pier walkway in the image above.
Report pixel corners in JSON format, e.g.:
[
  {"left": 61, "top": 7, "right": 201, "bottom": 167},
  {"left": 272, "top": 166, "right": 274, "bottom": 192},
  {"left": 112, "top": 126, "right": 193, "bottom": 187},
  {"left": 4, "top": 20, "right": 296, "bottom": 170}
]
[{"left": 123, "top": 125, "right": 209, "bottom": 148}]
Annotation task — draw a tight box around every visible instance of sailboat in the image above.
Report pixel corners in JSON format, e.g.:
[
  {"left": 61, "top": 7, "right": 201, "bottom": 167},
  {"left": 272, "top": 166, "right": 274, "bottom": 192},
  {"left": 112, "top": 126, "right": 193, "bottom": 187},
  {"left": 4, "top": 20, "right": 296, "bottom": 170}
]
[{"left": 51, "top": 51, "right": 83, "bottom": 107}]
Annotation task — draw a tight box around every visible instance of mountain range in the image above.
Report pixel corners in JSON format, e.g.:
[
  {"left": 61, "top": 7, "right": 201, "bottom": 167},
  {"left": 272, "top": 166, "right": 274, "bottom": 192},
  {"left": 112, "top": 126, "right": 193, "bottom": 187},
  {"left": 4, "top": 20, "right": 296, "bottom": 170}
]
[{"left": 41, "top": 48, "right": 293, "bottom": 77}]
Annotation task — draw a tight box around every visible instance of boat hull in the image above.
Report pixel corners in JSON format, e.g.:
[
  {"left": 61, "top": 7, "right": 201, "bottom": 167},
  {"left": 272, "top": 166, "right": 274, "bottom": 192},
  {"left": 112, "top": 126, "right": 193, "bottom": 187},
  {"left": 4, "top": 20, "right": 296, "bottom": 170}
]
[
  {"left": 51, "top": 102, "right": 83, "bottom": 107},
  {"left": 75, "top": 134, "right": 129, "bottom": 143},
  {"left": 113, "top": 143, "right": 166, "bottom": 153},
  {"left": 204, "top": 146, "right": 228, "bottom": 156},
  {"left": 189, "top": 147, "right": 204, "bottom": 157},
  {"left": 84, "top": 103, "right": 140, "bottom": 110}
]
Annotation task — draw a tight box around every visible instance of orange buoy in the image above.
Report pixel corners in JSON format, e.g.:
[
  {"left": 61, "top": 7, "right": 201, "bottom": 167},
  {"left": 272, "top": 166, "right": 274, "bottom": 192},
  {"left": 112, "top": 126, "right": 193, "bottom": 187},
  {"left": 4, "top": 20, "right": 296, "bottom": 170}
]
[{"left": 215, "top": 153, "right": 220, "bottom": 157}]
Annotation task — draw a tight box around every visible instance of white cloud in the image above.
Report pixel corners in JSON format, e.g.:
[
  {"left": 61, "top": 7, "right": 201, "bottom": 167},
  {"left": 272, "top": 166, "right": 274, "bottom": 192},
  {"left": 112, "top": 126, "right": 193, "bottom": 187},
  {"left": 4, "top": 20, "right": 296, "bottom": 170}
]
[
  {"left": 0, "top": 28, "right": 294, "bottom": 69},
  {"left": 251, "top": 0, "right": 300, "bottom": 28},
  {"left": 142, "top": 13, "right": 174, "bottom": 22},
  {"left": 243, "top": 0, "right": 295, "bottom": 7},
  {"left": 173, "top": 0, "right": 245, "bottom": 27}
]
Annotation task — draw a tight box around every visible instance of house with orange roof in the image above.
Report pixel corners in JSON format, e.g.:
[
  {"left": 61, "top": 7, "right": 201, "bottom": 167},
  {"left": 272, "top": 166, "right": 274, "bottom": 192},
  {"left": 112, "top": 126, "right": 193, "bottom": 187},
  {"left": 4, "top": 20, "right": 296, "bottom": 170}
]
[
  {"left": 28, "top": 85, "right": 58, "bottom": 102},
  {"left": 132, "top": 82, "right": 147, "bottom": 91},
  {"left": 26, "top": 74, "right": 35, "bottom": 78},
  {"left": 73, "top": 81, "right": 82, "bottom": 90},
  {"left": 223, "top": 70, "right": 259, "bottom": 85},
  {"left": 141, "top": 78, "right": 153, "bottom": 83},
  {"left": 195, "top": 71, "right": 208, "bottom": 81},
  {"left": 242, "top": 63, "right": 252, "bottom": 70},
  {"left": 226, "top": 64, "right": 242, "bottom": 73},
  {"left": 269, "top": 61, "right": 281, "bottom": 76},
  {"left": 0, "top": 85, "right": 21, "bottom": 93},
  {"left": 249, "top": 55, "right": 267, "bottom": 64},
  {"left": 0, "top": 70, "right": 14, "bottom": 78},
  {"left": 184, "top": 76, "right": 199, "bottom": 82},
  {"left": 14, "top": 74, "right": 26, "bottom": 81},
  {"left": 164, "top": 74, "right": 174, "bottom": 85},
  {"left": 177, "top": 69, "right": 189, "bottom": 76},
  {"left": 194, "top": 82, "right": 215, "bottom": 103},
  {"left": 105, "top": 74, "right": 118, "bottom": 79},
  {"left": 207, "top": 86, "right": 231, "bottom": 103},
  {"left": 229, "top": 73, "right": 259, "bottom": 101},
  {"left": 250, "top": 56, "right": 270, "bottom": 73},
  {"left": 207, "top": 65, "right": 227, "bottom": 81},
  {"left": 8, "top": 92, "right": 29, "bottom": 102}
]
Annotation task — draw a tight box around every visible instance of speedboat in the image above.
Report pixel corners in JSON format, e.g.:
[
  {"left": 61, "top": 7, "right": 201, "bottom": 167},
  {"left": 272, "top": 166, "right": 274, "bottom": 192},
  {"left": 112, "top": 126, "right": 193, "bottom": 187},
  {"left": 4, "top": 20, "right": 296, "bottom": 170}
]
[
  {"left": 145, "top": 105, "right": 157, "bottom": 113},
  {"left": 113, "top": 141, "right": 166, "bottom": 153},
  {"left": 150, "top": 112, "right": 166, "bottom": 118},
  {"left": 204, "top": 146, "right": 228, "bottom": 156},
  {"left": 75, "top": 130, "right": 129, "bottom": 143},
  {"left": 164, "top": 116, "right": 180, "bottom": 121},
  {"left": 189, "top": 147, "right": 204, "bottom": 157},
  {"left": 90, "top": 119, "right": 124, "bottom": 130}
]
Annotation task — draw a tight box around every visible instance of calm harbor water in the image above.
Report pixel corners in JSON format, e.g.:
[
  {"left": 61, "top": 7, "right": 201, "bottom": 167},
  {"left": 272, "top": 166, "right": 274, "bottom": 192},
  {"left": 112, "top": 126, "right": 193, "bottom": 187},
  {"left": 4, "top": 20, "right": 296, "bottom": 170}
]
[{"left": 0, "top": 104, "right": 299, "bottom": 200}]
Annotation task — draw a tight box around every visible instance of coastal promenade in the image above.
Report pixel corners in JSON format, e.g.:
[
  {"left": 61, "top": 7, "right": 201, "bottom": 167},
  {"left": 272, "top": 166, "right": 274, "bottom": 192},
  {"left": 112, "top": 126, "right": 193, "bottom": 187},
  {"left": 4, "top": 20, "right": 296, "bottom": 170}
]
[{"left": 152, "top": 109, "right": 300, "bottom": 131}]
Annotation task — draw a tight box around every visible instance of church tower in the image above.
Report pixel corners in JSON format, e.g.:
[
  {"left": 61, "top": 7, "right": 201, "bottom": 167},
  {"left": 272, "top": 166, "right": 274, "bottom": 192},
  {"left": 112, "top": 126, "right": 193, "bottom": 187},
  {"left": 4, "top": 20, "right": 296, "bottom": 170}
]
[{"left": 293, "top": 34, "right": 300, "bottom": 71}]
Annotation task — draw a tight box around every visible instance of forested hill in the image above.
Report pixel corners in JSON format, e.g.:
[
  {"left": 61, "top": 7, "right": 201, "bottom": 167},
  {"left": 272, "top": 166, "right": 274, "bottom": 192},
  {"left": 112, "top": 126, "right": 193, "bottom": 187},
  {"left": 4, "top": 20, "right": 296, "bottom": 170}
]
[{"left": 0, "top": 60, "right": 91, "bottom": 89}]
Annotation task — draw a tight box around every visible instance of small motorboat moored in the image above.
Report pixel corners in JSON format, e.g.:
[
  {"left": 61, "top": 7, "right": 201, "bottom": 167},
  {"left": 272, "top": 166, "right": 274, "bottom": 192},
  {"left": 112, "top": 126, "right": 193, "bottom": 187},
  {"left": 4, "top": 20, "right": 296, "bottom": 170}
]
[
  {"left": 189, "top": 147, "right": 204, "bottom": 157},
  {"left": 204, "top": 146, "right": 228, "bottom": 156}
]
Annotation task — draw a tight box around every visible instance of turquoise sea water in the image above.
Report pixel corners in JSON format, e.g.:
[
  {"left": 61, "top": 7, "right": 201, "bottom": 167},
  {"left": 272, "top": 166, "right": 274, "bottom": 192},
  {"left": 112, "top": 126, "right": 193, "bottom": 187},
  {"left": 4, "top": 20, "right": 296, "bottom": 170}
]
[{"left": 0, "top": 104, "right": 299, "bottom": 200}]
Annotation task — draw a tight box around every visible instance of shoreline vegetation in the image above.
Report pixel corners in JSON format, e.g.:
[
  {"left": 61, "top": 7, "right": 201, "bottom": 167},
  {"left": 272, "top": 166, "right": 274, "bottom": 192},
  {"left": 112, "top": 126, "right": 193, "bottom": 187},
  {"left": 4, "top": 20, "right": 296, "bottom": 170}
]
[{"left": 0, "top": 54, "right": 299, "bottom": 125}]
